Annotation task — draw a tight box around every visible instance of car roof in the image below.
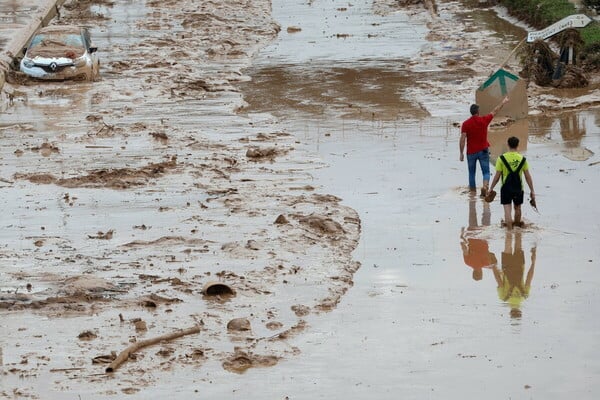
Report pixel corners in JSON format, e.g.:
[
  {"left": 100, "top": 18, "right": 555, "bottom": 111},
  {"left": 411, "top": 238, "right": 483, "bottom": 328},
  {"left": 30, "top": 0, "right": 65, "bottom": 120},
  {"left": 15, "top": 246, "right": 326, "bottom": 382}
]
[{"left": 37, "top": 25, "right": 85, "bottom": 35}]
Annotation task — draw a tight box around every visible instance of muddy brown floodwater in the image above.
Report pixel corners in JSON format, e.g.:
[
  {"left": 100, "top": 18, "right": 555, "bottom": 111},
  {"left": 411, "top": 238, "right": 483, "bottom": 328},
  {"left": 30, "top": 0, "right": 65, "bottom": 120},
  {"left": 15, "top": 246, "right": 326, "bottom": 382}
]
[{"left": 1, "top": 0, "right": 600, "bottom": 399}]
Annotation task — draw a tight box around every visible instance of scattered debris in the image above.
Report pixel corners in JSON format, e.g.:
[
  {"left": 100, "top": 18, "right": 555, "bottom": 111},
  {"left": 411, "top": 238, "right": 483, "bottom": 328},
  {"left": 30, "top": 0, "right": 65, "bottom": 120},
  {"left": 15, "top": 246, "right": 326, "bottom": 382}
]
[
  {"left": 202, "top": 281, "right": 235, "bottom": 297},
  {"left": 133, "top": 319, "right": 148, "bottom": 332},
  {"left": 105, "top": 325, "right": 201, "bottom": 373},
  {"left": 92, "top": 352, "right": 117, "bottom": 364},
  {"left": 78, "top": 331, "right": 98, "bottom": 341},
  {"left": 274, "top": 214, "right": 289, "bottom": 224},
  {"left": 227, "top": 318, "right": 251, "bottom": 332},
  {"left": 222, "top": 348, "right": 279, "bottom": 374},
  {"left": 87, "top": 230, "right": 114, "bottom": 240},
  {"left": 246, "top": 146, "right": 280, "bottom": 159},
  {"left": 299, "top": 214, "right": 344, "bottom": 235}
]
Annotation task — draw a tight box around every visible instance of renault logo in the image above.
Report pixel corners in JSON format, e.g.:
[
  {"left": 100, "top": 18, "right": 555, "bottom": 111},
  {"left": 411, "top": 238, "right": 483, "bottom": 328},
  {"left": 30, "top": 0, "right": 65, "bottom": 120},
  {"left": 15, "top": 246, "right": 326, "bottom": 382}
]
[{"left": 49, "top": 62, "right": 57, "bottom": 71}]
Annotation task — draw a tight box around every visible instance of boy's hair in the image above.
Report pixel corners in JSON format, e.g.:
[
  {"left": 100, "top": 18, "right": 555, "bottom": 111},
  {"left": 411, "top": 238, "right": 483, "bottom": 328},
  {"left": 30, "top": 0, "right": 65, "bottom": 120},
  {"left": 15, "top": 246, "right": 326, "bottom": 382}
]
[
  {"left": 469, "top": 104, "right": 479, "bottom": 116},
  {"left": 507, "top": 136, "right": 519, "bottom": 149}
]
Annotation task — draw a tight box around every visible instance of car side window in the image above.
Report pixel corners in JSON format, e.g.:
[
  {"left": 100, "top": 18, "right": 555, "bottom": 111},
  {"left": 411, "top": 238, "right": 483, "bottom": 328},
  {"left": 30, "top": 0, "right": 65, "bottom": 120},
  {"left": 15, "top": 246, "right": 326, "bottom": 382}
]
[
  {"left": 29, "top": 34, "right": 44, "bottom": 48},
  {"left": 83, "top": 29, "right": 92, "bottom": 49}
]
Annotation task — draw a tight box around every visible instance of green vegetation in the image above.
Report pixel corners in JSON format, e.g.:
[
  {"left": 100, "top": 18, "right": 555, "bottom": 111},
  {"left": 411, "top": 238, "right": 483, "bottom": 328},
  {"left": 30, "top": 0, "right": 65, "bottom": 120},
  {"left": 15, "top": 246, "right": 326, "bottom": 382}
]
[
  {"left": 498, "top": 0, "right": 600, "bottom": 67},
  {"left": 583, "top": 0, "right": 600, "bottom": 11}
]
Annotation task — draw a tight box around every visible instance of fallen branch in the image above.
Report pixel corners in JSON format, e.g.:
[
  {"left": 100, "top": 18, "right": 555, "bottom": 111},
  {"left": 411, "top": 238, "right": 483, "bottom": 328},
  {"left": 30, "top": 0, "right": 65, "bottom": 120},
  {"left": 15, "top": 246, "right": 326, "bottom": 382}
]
[
  {"left": 105, "top": 325, "right": 201, "bottom": 373},
  {"left": 50, "top": 367, "right": 85, "bottom": 373}
]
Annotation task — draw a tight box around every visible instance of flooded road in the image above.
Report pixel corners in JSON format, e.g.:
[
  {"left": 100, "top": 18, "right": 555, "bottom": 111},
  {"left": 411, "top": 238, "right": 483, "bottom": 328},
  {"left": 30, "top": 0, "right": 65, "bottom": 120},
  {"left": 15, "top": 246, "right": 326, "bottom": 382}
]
[
  {"left": 1, "top": 0, "right": 600, "bottom": 398},
  {"left": 239, "top": 0, "right": 600, "bottom": 399}
]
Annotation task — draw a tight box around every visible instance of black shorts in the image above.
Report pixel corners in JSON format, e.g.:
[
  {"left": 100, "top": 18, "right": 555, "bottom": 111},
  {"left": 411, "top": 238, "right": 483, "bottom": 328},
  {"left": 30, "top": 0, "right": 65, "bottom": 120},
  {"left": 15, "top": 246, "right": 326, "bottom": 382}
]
[{"left": 500, "top": 187, "right": 524, "bottom": 205}]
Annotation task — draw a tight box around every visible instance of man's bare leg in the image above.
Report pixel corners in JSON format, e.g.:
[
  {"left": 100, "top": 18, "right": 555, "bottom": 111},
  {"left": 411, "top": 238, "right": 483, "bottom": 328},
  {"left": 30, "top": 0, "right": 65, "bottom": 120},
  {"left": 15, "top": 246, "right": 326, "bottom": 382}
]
[
  {"left": 503, "top": 204, "right": 513, "bottom": 229},
  {"left": 481, "top": 180, "right": 489, "bottom": 198}
]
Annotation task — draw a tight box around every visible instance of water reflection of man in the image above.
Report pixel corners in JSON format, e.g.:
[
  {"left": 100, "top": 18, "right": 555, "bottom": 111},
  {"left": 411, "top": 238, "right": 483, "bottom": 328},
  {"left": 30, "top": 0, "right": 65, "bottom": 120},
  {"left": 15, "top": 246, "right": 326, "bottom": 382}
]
[
  {"left": 492, "top": 230, "right": 536, "bottom": 318},
  {"left": 460, "top": 194, "right": 496, "bottom": 281}
]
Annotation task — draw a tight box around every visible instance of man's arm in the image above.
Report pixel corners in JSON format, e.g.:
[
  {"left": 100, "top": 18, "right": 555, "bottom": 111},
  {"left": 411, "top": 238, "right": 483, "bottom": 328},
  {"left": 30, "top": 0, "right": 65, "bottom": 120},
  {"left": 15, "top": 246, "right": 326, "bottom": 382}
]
[
  {"left": 459, "top": 131, "right": 466, "bottom": 161},
  {"left": 523, "top": 170, "right": 535, "bottom": 199},
  {"left": 490, "top": 96, "right": 510, "bottom": 117}
]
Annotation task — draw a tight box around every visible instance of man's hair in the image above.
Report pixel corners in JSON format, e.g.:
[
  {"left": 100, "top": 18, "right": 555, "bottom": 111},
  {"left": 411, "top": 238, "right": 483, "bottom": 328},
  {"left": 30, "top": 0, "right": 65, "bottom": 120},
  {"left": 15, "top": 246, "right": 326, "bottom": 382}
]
[
  {"left": 469, "top": 104, "right": 479, "bottom": 115},
  {"left": 507, "top": 136, "right": 519, "bottom": 149}
]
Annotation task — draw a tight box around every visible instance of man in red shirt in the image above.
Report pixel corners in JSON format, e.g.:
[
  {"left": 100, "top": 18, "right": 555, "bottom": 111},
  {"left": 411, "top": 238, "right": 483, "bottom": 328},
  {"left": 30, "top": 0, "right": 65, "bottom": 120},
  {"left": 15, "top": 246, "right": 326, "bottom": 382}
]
[{"left": 459, "top": 96, "right": 509, "bottom": 197}]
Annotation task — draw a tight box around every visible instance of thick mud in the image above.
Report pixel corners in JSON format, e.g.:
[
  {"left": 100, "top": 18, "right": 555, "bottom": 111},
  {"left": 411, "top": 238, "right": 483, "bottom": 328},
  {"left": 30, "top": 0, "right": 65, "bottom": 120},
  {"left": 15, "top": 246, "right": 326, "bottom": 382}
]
[
  {"left": 1, "top": 0, "right": 360, "bottom": 398},
  {"left": 1, "top": 0, "right": 599, "bottom": 399}
]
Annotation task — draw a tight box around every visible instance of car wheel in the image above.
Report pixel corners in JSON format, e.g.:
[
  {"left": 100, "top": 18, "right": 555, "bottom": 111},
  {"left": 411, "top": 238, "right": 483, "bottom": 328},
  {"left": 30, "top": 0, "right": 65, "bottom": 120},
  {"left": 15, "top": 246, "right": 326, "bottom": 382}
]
[{"left": 92, "top": 61, "right": 100, "bottom": 82}]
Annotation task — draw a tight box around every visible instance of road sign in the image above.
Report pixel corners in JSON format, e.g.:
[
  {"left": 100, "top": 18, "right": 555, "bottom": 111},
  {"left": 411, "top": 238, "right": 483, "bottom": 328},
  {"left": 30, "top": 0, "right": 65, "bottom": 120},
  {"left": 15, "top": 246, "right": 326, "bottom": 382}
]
[
  {"left": 476, "top": 68, "right": 528, "bottom": 120},
  {"left": 527, "top": 14, "right": 593, "bottom": 42}
]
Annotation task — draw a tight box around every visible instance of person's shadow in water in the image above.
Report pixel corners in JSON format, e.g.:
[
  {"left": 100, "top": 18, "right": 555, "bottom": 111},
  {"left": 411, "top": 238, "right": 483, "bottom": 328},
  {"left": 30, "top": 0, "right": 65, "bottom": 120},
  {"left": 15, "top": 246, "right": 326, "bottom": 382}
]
[
  {"left": 492, "top": 229, "right": 536, "bottom": 319},
  {"left": 460, "top": 193, "right": 497, "bottom": 281}
]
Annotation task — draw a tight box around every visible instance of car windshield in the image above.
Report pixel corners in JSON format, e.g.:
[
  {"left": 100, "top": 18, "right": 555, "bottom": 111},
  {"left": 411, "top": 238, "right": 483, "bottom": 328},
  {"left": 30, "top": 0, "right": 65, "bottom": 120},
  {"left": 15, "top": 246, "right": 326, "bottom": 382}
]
[
  {"left": 27, "top": 33, "right": 86, "bottom": 58},
  {"left": 30, "top": 33, "right": 84, "bottom": 48}
]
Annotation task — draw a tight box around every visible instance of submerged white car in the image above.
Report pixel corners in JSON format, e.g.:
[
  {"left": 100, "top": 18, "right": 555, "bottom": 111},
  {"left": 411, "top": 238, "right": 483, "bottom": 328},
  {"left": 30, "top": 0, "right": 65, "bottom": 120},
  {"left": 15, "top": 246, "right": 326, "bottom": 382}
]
[{"left": 20, "top": 25, "right": 99, "bottom": 81}]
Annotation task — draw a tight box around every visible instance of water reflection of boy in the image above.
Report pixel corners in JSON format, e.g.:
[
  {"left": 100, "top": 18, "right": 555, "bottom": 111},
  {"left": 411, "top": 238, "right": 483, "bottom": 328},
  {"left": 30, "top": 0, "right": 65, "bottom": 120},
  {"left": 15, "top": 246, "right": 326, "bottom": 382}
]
[{"left": 492, "top": 231, "right": 536, "bottom": 317}]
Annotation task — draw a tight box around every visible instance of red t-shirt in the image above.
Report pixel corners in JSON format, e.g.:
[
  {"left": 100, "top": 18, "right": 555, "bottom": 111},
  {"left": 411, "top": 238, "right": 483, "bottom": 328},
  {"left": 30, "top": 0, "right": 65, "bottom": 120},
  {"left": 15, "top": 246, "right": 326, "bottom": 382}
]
[{"left": 461, "top": 114, "right": 494, "bottom": 154}]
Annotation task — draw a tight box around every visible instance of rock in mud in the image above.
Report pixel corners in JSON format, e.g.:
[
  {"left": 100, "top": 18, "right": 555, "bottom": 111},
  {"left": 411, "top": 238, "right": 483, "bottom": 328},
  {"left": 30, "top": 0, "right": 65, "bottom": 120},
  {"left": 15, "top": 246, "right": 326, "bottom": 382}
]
[
  {"left": 266, "top": 321, "right": 283, "bottom": 330},
  {"left": 299, "top": 214, "right": 344, "bottom": 235},
  {"left": 61, "top": 276, "right": 120, "bottom": 296},
  {"left": 274, "top": 214, "right": 289, "bottom": 224},
  {"left": 227, "top": 318, "right": 251, "bottom": 332},
  {"left": 222, "top": 348, "right": 279, "bottom": 374},
  {"left": 78, "top": 330, "right": 97, "bottom": 341},
  {"left": 291, "top": 304, "right": 311, "bottom": 317},
  {"left": 245, "top": 239, "right": 260, "bottom": 250},
  {"left": 246, "top": 146, "right": 280, "bottom": 159},
  {"left": 134, "top": 320, "right": 148, "bottom": 332}
]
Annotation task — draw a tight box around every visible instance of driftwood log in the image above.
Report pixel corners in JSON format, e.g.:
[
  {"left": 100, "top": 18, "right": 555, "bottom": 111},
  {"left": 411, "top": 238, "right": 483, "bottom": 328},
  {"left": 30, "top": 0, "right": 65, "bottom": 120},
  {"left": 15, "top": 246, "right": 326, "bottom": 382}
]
[{"left": 105, "top": 325, "right": 201, "bottom": 373}]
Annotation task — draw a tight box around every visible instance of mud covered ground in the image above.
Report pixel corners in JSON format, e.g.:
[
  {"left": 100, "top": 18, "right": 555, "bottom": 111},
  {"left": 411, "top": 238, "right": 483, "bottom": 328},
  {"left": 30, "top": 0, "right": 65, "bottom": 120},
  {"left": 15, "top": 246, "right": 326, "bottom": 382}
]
[
  {"left": 1, "top": 0, "right": 599, "bottom": 399},
  {"left": 1, "top": 0, "right": 361, "bottom": 397}
]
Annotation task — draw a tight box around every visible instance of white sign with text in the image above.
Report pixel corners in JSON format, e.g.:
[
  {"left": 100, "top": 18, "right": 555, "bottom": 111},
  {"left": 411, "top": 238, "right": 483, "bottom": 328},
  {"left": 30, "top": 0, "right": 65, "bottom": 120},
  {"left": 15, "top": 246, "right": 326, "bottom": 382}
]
[{"left": 527, "top": 14, "right": 593, "bottom": 42}]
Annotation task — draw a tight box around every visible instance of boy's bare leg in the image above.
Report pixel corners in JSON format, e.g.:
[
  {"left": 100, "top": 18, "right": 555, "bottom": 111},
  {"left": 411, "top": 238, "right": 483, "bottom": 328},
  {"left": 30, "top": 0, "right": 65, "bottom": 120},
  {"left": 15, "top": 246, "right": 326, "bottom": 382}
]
[
  {"left": 514, "top": 205, "right": 522, "bottom": 227},
  {"left": 503, "top": 204, "right": 513, "bottom": 229}
]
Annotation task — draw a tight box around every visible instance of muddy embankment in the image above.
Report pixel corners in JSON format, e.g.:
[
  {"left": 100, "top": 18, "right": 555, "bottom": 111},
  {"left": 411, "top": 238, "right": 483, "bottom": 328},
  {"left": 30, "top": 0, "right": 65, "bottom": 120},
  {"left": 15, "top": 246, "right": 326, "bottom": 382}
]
[{"left": 0, "top": 0, "right": 361, "bottom": 396}]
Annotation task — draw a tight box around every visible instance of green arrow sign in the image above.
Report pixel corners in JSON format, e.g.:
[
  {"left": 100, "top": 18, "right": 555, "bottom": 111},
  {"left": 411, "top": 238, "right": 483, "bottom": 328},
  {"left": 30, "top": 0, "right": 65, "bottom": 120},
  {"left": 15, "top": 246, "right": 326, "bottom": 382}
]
[{"left": 479, "top": 68, "right": 519, "bottom": 96}]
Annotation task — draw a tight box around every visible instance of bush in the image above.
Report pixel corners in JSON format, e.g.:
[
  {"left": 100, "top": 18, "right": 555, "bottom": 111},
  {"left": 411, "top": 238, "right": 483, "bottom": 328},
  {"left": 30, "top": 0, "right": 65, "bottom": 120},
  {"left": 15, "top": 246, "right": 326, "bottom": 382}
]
[{"left": 583, "top": 0, "right": 600, "bottom": 11}]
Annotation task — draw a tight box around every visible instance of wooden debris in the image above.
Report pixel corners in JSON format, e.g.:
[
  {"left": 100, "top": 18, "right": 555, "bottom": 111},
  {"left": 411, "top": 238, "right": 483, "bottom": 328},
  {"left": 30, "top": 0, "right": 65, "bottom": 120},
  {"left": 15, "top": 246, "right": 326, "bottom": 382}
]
[{"left": 105, "top": 325, "right": 201, "bottom": 373}]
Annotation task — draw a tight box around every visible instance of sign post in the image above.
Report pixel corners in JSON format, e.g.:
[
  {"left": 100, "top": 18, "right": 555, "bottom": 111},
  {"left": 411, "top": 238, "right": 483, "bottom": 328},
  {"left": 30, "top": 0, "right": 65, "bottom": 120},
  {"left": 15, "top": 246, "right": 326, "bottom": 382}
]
[{"left": 527, "top": 14, "right": 593, "bottom": 42}]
